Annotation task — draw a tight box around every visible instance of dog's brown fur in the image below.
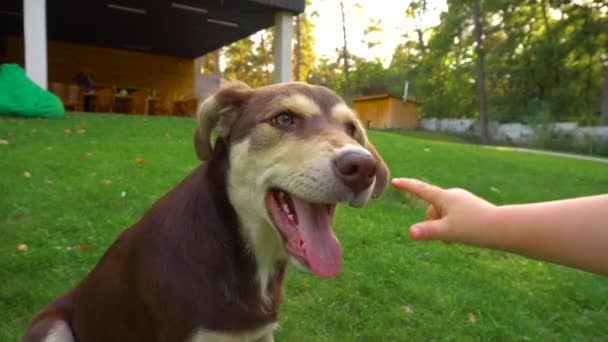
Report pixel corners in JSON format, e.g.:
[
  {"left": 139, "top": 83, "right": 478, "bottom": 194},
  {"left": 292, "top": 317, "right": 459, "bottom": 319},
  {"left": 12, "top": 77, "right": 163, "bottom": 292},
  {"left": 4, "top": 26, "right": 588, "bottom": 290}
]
[{"left": 23, "top": 81, "right": 388, "bottom": 342}]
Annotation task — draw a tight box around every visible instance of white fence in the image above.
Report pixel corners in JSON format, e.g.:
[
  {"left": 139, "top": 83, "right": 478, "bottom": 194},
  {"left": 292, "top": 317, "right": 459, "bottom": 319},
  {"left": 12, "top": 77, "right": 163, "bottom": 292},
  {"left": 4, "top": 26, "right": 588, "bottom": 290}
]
[{"left": 418, "top": 118, "right": 608, "bottom": 144}]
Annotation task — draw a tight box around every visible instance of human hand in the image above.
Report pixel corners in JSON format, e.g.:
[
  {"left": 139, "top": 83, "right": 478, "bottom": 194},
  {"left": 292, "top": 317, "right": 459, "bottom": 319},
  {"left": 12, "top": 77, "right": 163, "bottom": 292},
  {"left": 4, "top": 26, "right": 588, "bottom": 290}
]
[{"left": 391, "top": 178, "right": 498, "bottom": 247}]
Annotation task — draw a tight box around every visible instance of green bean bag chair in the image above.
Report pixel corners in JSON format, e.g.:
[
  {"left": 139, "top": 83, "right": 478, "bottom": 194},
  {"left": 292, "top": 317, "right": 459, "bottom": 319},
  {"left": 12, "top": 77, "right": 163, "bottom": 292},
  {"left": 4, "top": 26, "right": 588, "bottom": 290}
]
[{"left": 0, "top": 64, "right": 64, "bottom": 118}]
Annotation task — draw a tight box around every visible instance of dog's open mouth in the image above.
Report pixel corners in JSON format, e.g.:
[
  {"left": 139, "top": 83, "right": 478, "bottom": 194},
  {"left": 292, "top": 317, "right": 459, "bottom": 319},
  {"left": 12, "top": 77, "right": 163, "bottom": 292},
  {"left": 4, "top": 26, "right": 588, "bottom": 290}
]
[{"left": 266, "top": 188, "right": 341, "bottom": 278}]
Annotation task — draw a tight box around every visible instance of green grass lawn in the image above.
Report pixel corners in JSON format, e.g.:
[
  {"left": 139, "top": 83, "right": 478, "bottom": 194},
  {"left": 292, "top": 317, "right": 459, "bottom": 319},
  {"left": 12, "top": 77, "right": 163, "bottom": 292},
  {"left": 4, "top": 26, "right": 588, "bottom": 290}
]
[{"left": 1, "top": 113, "right": 607, "bottom": 340}]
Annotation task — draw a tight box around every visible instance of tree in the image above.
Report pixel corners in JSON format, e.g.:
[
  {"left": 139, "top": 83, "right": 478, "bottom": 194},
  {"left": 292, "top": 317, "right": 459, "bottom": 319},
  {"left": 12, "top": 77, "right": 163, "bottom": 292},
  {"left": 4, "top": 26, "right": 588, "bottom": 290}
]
[
  {"left": 293, "top": 0, "right": 317, "bottom": 82},
  {"left": 362, "top": 18, "right": 383, "bottom": 60},
  {"left": 201, "top": 49, "right": 221, "bottom": 76},
  {"left": 223, "top": 37, "right": 270, "bottom": 87},
  {"left": 602, "top": 55, "right": 608, "bottom": 125},
  {"left": 381, "top": 0, "right": 608, "bottom": 130},
  {"left": 340, "top": 0, "right": 350, "bottom": 99},
  {"left": 295, "top": 14, "right": 302, "bottom": 81},
  {"left": 257, "top": 30, "right": 273, "bottom": 83},
  {"left": 406, "top": 0, "right": 428, "bottom": 54},
  {"left": 473, "top": 0, "right": 489, "bottom": 143},
  {"left": 307, "top": 56, "right": 341, "bottom": 91}
]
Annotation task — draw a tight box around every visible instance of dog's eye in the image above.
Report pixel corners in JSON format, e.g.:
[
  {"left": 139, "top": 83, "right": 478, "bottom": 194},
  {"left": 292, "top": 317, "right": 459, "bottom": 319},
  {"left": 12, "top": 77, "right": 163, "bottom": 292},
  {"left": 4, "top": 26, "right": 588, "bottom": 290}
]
[
  {"left": 346, "top": 122, "right": 357, "bottom": 137},
  {"left": 272, "top": 112, "right": 295, "bottom": 127}
]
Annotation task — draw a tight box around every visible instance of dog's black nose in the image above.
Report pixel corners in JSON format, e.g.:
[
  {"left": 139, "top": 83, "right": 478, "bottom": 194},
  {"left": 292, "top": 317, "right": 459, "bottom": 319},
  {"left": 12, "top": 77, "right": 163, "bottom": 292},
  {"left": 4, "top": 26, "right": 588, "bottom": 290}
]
[{"left": 334, "top": 151, "right": 377, "bottom": 194}]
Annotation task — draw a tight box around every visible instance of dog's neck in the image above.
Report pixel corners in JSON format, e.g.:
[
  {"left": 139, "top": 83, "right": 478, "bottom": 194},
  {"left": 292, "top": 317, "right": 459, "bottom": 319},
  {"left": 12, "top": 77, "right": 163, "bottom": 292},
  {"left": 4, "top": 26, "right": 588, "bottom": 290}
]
[{"left": 208, "top": 138, "right": 288, "bottom": 305}]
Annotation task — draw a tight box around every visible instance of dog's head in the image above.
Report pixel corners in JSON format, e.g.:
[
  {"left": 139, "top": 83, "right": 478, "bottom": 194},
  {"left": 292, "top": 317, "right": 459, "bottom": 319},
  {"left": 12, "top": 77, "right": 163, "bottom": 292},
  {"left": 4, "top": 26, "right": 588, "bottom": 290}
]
[{"left": 194, "top": 81, "right": 388, "bottom": 278}]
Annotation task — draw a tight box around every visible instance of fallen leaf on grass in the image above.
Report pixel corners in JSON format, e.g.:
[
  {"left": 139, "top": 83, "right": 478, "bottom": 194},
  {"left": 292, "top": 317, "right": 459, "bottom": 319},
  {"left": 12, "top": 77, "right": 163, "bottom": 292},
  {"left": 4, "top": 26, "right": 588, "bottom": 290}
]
[
  {"left": 77, "top": 129, "right": 86, "bottom": 134},
  {"left": 402, "top": 305, "right": 413, "bottom": 314},
  {"left": 0, "top": 139, "right": 8, "bottom": 145},
  {"left": 468, "top": 313, "right": 477, "bottom": 324},
  {"left": 77, "top": 244, "right": 91, "bottom": 250},
  {"left": 46, "top": 179, "right": 55, "bottom": 185},
  {"left": 64, "top": 128, "right": 72, "bottom": 136},
  {"left": 100, "top": 179, "right": 113, "bottom": 185},
  {"left": 23, "top": 171, "right": 31, "bottom": 178},
  {"left": 135, "top": 157, "right": 146, "bottom": 164},
  {"left": 17, "top": 244, "right": 28, "bottom": 252}
]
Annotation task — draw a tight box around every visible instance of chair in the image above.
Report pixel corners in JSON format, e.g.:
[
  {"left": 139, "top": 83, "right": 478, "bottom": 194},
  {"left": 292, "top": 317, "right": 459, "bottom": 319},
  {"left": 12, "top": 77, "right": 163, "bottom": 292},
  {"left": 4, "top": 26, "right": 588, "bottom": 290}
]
[
  {"left": 64, "top": 84, "right": 83, "bottom": 112},
  {"left": 93, "top": 88, "right": 115, "bottom": 113},
  {"left": 130, "top": 90, "right": 147, "bottom": 115},
  {"left": 49, "top": 82, "right": 83, "bottom": 112},
  {"left": 172, "top": 94, "right": 199, "bottom": 117},
  {"left": 49, "top": 82, "right": 66, "bottom": 99}
]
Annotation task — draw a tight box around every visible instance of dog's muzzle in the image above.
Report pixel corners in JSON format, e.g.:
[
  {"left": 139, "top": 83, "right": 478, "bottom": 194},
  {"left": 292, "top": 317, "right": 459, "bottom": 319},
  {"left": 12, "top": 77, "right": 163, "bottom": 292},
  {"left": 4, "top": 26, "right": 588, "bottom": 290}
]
[{"left": 333, "top": 151, "right": 377, "bottom": 196}]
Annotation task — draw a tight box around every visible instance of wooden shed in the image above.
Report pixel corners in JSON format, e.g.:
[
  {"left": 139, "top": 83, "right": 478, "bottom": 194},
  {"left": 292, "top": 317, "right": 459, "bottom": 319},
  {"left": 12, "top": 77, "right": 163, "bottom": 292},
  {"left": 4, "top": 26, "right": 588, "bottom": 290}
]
[{"left": 353, "top": 94, "right": 419, "bottom": 129}]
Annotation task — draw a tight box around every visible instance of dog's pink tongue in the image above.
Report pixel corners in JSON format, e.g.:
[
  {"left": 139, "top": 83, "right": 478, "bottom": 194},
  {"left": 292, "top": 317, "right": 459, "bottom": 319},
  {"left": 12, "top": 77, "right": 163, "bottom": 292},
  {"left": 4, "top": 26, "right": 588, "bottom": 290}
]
[{"left": 292, "top": 198, "right": 341, "bottom": 278}]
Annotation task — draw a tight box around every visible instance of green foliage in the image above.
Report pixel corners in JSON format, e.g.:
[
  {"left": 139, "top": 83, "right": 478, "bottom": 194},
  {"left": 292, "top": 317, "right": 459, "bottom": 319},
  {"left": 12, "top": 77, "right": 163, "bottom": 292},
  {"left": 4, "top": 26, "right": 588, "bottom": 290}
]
[
  {"left": 418, "top": 0, "right": 608, "bottom": 121},
  {"left": 222, "top": 36, "right": 273, "bottom": 87},
  {"left": 205, "top": 0, "right": 317, "bottom": 87},
  {"left": 293, "top": 0, "right": 317, "bottom": 81},
  {"left": 2, "top": 114, "right": 608, "bottom": 340},
  {"left": 310, "top": 0, "right": 607, "bottom": 124}
]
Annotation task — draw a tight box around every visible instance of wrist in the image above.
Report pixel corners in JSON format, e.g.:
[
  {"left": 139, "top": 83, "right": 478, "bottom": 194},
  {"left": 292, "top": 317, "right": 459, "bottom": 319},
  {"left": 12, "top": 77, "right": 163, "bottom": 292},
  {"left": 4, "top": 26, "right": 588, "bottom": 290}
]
[{"left": 477, "top": 204, "right": 502, "bottom": 249}]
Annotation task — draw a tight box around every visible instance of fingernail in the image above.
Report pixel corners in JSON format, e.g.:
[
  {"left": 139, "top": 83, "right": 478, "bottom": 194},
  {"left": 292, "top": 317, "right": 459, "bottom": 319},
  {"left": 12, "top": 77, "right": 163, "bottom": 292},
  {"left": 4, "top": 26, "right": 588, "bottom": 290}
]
[
  {"left": 391, "top": 178, "right": 409, "bottom": 187},
  {"left": 410, "top": 225, "right": 424, "bottom": 239}
]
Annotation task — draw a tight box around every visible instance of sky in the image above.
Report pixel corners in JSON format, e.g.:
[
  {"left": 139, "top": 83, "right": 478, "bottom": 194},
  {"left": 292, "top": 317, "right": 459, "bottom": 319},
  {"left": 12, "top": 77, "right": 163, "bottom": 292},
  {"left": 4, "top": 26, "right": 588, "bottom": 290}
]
[{"left": 308, "top": 0, "right": 447, "bottom": 66}]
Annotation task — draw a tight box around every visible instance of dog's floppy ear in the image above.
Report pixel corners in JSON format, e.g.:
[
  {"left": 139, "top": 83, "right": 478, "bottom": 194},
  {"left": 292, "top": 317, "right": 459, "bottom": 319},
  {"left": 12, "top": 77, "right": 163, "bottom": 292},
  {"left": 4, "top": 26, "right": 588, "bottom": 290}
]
[
  {"left": 367, "top": 141, "right": 389, "bottom": 199},
  {"left": 194, "top": 81, "right": 252, "bottom": 161}
]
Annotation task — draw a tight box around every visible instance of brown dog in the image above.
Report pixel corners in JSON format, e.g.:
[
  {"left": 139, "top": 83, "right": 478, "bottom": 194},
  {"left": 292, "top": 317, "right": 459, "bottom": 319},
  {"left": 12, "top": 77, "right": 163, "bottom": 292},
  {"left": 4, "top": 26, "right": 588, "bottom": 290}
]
[{"left": 23, "top": 81, "right": 389, "bottom": 342}]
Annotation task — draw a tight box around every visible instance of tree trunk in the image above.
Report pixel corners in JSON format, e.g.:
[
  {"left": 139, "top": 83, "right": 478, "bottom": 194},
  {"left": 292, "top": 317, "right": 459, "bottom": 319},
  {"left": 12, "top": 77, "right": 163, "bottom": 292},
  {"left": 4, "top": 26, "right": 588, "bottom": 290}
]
[
  {"left": 473, "top": 0, "right": 489, "bottom": 144},
  {"left": 214, "top": 49, "right": 221, "bottom": 77},
  {"left": 295, "top": 15, "right": 302, "bottom": 81},
  {"left": 260, "top": 33, "right": 271, "bottom": 83},
  {"left": 540, "top": 0, "right": 550, "bottom": 33},
  {"left": 602, "top": 67, "right": 608, "bottom": 125},
  {"left": 415, "top": 1, "right": 427, "bottom": 54},
  {"left": 340, "top": 1, "right": 350, "bottom": 99}
]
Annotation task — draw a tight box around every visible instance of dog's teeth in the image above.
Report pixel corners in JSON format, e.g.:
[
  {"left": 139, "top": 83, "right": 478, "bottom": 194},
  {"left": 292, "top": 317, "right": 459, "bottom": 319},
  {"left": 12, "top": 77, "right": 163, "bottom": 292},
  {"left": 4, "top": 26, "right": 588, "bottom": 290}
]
[
  {"left": 282, "top": 203, "right": 290, "bottom": 214},
  {"left": 287, "top": 214, "right": 294, "bottom": 222}
]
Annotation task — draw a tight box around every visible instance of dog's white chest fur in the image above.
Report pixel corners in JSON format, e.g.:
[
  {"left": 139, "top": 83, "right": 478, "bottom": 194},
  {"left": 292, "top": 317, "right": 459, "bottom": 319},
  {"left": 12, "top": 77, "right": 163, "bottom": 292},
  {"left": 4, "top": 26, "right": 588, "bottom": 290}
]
[{"left": 189, "top": 322, "right": 277, "bottom": 342}]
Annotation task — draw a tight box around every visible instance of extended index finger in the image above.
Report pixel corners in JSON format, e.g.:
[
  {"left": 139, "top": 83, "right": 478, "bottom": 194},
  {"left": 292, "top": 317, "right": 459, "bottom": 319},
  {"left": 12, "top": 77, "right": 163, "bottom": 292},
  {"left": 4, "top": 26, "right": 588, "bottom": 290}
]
[{"left": 391, "top": 178, "right": 444, "bottom": 204}]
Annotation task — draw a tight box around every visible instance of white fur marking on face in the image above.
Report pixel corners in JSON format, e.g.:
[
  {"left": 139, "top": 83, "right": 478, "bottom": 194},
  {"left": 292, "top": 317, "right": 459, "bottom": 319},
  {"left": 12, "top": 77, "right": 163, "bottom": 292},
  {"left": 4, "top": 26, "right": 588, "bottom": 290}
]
[
  {"left": 228, "top": 138, "right": 286, "bottom": 303},
  {"left": 330, "top": 102, "right": 368, "bottom": 145},
  {"left": 280, "top": 94, "right": 321, "bottom": 117},
  {"left": 189, "top": 322, "right": 278, "bottom": 342},
  {"left": 330, "top": 102, "right": 357, "bottom": 123},
  {"left": 227, "top": 117, "right": 377, "bottom": 293},
  {"left": 43, "top": 321, "right": 74, "bottom": 342},
  {"left": 334, "top": 143, "right": 372, "bottom": 157}
]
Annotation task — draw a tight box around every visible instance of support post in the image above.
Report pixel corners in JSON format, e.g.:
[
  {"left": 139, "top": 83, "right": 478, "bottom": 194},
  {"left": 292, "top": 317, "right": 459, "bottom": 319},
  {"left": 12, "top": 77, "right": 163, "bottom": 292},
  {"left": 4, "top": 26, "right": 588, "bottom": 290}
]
[
  {"left": 273, "top": 12, "right": 293, "bottom": 83},
  {"left": 23, "top": 0, "right": 48, "bottom": 89}
]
